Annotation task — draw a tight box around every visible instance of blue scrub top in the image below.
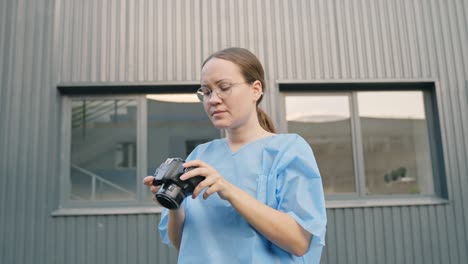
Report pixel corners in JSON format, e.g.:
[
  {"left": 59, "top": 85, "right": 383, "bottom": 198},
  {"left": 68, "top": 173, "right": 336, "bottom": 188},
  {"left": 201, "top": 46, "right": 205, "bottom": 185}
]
[{"left": 159, "top": 133, "right": 327, "bottom": 263}]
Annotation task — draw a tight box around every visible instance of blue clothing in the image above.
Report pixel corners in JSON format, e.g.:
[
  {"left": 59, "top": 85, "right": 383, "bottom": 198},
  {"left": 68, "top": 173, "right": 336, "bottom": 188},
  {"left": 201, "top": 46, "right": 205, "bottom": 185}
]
[{"left": 159, "top": 133, "right": 327, "bottom": 263}]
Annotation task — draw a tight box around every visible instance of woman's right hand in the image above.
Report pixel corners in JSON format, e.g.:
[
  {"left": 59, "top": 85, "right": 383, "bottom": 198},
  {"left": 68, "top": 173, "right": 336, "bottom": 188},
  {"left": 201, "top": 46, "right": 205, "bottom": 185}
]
[{"left": 143, "top": 176, "right": 160, "bottom": 203}]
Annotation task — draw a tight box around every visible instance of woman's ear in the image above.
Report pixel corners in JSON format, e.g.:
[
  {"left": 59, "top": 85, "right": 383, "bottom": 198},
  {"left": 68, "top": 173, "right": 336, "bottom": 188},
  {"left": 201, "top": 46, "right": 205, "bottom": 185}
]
[{"left": 251, "top": 80, "right": 263, "bottom": 101}]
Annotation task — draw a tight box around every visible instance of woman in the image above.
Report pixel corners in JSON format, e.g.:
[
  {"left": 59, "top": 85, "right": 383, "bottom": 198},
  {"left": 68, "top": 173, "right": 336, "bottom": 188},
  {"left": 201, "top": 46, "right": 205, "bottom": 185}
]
[{"left": 144, "top": 47, "right": 326, "bottom": 263}]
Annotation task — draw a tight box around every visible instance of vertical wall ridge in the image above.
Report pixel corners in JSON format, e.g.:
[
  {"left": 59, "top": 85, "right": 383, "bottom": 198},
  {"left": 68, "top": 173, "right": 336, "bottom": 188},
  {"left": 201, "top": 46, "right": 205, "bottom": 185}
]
[
  {"left": 8, "top": 0, "right": 26, "bottom": 262},
  {"left": 1, "top": 0, "right": 14, "bottom": 257},
  {"left": 0, "top": 0, "right": 15, "bottom": 259},
  {"left": 431, "top": 0, "right": 464, "bottom": 262},
  {"left": 443, "top": 1, "right": 468, "bottom": 261},
  {"left": 452, "top": 1, "right": 468, "bottom": 242},
  {"left": 23, "top": 0, "right": 43, "bottom": 262}
]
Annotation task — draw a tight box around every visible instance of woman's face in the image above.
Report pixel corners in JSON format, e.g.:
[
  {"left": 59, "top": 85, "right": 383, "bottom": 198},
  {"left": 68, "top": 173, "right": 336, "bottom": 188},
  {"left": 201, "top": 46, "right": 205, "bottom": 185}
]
[{"left": 200, "top": 58, "right": 262, "bottom": 130}]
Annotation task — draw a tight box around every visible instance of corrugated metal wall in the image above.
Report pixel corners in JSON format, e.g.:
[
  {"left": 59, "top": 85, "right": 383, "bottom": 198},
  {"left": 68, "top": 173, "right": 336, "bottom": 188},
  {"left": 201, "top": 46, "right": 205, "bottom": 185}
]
[
  {"left": 1, "top": 0, "right": 467, "bottom": 263},
  {"left": 1, "top": 0, "right": 59, "bottom": 263}
]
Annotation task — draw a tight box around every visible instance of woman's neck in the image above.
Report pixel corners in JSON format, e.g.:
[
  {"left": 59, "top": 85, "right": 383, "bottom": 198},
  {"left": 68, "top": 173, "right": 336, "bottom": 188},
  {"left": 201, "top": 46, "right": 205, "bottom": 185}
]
[{"left": 225, "top": 122, "right": 274, "bottom": 151}]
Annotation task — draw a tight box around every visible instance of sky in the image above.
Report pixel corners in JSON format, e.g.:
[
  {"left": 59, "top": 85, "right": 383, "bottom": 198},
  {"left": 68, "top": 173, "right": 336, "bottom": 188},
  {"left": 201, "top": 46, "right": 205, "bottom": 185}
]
[{"left": 286, "top": 91, "right": 426, "bottom": 121}]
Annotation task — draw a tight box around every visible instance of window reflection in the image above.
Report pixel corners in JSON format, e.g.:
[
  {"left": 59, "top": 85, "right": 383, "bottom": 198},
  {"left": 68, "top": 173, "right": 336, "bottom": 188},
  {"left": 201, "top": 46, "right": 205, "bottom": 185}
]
[
  {"left": 286, "top": 95, "right": 356, "bottom": 194},
  {"left": 70, "top": 99, "right": 137, "bottom": 201},
  {"left": 358, "top": 91, "right": 434, "bottom": 195}
]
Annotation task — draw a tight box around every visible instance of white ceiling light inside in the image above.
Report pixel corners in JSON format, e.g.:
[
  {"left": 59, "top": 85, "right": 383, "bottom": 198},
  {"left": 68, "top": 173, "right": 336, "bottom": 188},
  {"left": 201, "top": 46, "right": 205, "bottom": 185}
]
[{"left": 146, "top": 94, "right": 199, "bottom": 103}]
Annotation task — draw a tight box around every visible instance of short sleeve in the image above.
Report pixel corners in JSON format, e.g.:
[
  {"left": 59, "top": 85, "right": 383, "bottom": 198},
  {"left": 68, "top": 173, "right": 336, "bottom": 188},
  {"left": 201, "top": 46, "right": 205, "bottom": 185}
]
[
  {"left": 274, "top": 135, "right": 327, "bottom": 247},
  {"left": 158, "top": 145, "right": 201, "bottom": 246},
  {"left": 158, "top": 208, "right": 171, "bottom": 246}
]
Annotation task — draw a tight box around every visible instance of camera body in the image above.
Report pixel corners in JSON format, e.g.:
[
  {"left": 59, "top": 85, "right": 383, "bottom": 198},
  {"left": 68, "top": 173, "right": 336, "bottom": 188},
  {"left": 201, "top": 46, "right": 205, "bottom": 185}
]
[{"left": 152, "top": 158, "right": 203, "bottom": 209}]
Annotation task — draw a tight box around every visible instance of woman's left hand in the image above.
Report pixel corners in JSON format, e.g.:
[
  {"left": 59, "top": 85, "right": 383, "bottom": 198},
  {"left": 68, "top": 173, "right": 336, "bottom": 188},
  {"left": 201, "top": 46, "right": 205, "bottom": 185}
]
[{"left": 180, "top": 160, "right": 235, "bottom": 201}]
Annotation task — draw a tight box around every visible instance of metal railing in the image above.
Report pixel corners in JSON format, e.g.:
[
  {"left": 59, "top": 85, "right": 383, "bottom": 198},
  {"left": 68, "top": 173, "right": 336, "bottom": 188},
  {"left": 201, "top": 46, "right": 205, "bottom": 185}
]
[
  {"left": 72, "top": 99, "right": 135, "bottom": 128},
  {"left": 71, "top": 164, "right": 134, "bottom": 200}
]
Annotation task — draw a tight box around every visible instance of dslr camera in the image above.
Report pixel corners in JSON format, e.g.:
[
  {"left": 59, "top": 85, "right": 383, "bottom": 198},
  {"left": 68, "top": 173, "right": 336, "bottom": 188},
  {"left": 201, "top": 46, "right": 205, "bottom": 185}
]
[{"left": 152, "top": 158, "right": 203, "bottom": 209}]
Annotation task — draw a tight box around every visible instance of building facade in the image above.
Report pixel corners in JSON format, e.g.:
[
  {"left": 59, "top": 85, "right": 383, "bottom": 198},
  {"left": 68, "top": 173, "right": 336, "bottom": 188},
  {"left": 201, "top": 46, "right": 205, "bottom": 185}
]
[{"left": 1, "top": 0, "right": 468, "bottom": 263}]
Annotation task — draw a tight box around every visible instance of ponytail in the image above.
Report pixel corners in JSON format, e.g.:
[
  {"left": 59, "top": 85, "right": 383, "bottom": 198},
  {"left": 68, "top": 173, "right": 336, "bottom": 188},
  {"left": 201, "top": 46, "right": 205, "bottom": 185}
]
[{"left": 257, "top": 108, "right": 276, "bottom": 133}]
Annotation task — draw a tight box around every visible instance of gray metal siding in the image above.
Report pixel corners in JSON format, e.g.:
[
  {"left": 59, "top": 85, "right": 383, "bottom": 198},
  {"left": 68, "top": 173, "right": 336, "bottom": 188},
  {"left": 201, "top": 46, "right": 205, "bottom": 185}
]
[
  {"left": 47, "top": 214, "right": 177, "bottom": 264},
  {"left": 1, "top": 0, "right": 468, "bottom": 263},
  {"left": 1, "top": 0, "right": 55, "bottom": 263},
  {"left": 56, "top": 0, "right": 203, "bottom": 83}
]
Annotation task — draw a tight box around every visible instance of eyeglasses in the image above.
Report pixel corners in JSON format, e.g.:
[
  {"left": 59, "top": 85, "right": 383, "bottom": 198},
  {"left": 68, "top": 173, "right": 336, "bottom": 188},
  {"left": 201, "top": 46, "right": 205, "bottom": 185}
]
[{"left": 196, "top": 82, "right": 250, "bottom": 102}]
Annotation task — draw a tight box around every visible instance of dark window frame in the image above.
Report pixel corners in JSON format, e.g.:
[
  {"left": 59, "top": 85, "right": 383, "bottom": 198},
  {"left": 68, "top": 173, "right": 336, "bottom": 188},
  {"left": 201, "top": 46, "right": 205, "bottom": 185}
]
[
  {"left": 280, "top": 81, "right": 448, "bottom": 207},
  {"left": 53, "top": 83, "right": 218, "bottom": 216}
]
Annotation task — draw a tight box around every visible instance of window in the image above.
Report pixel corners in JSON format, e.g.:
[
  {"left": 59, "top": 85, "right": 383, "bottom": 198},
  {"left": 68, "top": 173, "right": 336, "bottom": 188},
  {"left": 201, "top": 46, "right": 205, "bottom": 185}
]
[
  {"left": 285, "top": 95, "right": 355, "bottom": 193},
  {"left": 70, "top": 98, "right": 138, "bottom": 201},
  {"left": 282, "top": 82, "right": 446, "bottom": 202},
  {"left": 59, "top": 89, "right": 219, "bottom": 210}
]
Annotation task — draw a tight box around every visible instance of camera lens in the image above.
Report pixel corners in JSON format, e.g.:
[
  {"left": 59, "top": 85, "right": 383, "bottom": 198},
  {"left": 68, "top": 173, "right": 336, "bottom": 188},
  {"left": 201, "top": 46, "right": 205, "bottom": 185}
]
[{"left": 156, "top": 182, "right": 185, "bottom": 209}]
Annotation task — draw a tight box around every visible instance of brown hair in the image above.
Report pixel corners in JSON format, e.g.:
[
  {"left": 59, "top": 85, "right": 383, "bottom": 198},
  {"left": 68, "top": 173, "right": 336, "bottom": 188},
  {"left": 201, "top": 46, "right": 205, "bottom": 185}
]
[{"left": 202, "top": 47, "right": 276, "bottom": 133}]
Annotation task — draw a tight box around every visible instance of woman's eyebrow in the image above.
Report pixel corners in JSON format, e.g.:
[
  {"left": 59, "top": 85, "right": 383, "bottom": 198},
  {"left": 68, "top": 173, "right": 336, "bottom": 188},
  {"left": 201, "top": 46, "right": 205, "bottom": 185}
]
[
  {"left": 201, "top": 79, "right": 231, "bottom": 87},
  {"left": 214, "top": 79, "right": 232, "bottom": 84}
]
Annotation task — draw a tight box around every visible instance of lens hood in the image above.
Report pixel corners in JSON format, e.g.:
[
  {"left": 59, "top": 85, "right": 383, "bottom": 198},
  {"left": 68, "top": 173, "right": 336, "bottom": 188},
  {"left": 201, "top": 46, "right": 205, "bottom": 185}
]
[{"left": 156, "top": 182, "right": 185, "bottom": 209}]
